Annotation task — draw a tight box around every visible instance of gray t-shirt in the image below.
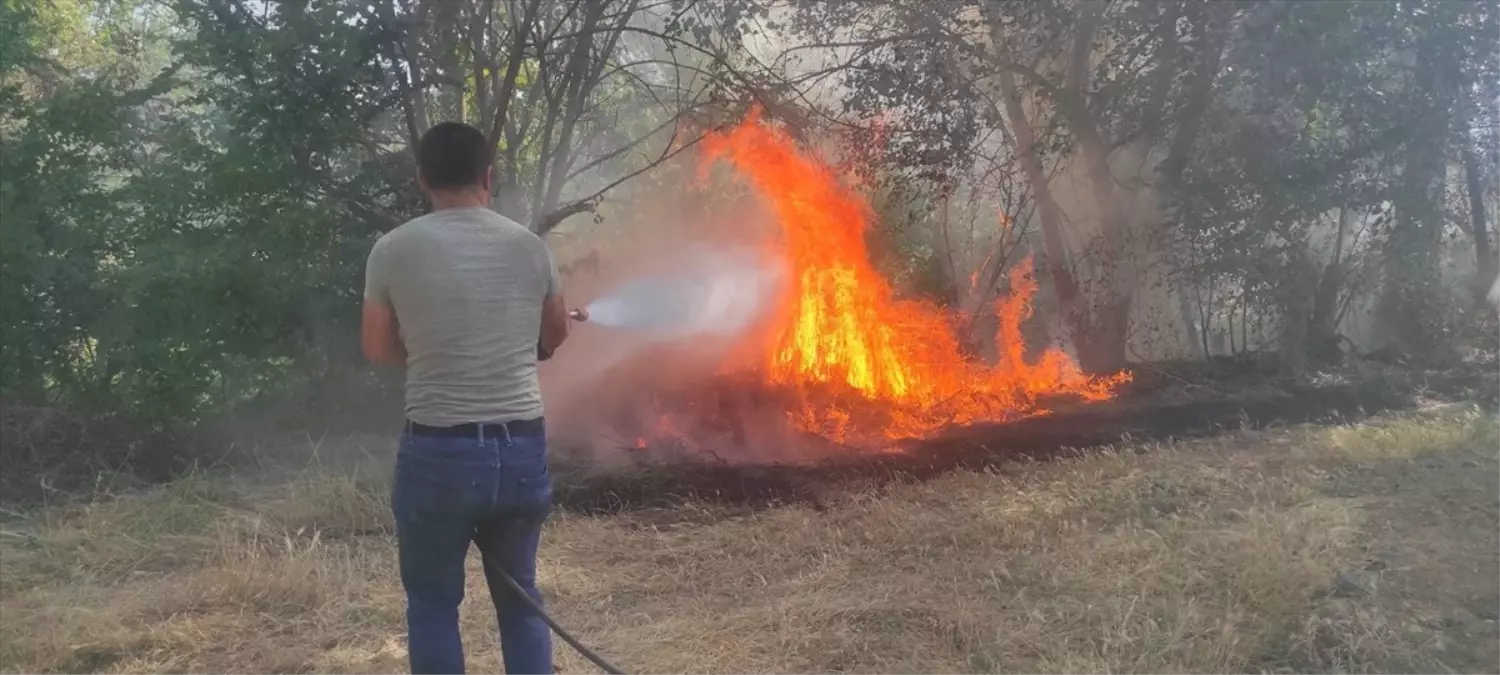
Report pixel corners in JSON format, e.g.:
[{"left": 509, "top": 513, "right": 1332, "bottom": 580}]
[{"left": 364, "top": 207, "right": 560, "bottom": 426}]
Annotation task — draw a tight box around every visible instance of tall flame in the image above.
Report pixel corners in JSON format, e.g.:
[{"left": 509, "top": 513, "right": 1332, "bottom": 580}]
[{"left": 699, "top": 112, "right": 1128, "bottom": 441}]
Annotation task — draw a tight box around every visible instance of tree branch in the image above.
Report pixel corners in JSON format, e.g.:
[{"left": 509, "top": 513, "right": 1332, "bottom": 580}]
[{"left": 533, "top": 121, "right": 726, "bottom": 235}]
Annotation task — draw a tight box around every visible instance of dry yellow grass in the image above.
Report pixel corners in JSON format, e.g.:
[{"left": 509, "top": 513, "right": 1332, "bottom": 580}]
[{"left": 1, "top": 408, "right": 1495, "bottom": 673}]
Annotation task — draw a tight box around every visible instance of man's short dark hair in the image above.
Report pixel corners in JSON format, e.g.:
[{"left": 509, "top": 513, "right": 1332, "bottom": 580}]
[{"left": 417, "top": 122, "right": 494, "bottom": 190}]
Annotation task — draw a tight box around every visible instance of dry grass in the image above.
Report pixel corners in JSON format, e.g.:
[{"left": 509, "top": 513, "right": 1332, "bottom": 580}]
[{"left": 1, "top": 407, "right": 1495, "bottom": 673}]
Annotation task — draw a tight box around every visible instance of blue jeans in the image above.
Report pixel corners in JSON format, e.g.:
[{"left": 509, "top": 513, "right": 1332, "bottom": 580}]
[{"left": 392, "top": 425, "right": 554, "bottom": 674}]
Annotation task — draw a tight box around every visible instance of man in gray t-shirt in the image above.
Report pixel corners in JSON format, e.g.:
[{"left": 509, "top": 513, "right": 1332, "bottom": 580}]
[
  {"left": 362, "top": 121, "right": 573, "bottom": 675},
  {"left": 364, "top": 200, "right": 562, "bottom": 426}
]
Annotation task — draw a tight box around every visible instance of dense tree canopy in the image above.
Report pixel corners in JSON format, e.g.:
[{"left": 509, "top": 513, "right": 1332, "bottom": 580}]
[{"left": 2, "top": 0, "right": 1496, "bottom": 491}]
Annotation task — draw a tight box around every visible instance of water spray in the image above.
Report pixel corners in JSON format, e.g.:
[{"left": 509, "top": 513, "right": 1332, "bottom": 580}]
[
  {"left": 523, "top": 249, "right": 785, "bottom": 674},
  {"left": 569, "top": 247, "right": 783, "bottom": 339}
]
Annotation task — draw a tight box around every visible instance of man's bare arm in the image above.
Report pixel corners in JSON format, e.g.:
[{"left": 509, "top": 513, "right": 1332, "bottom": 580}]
[
  {"left": 362, "top": 300, "right": 407, "bottom": 366},
  {"left": 538, "top": 293, "right": 570, "bottom": 358}
]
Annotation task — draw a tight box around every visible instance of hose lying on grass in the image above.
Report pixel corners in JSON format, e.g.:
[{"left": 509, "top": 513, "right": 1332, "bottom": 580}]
[{"left": 483, "top": 555, "right": 625, "bottom": 675}]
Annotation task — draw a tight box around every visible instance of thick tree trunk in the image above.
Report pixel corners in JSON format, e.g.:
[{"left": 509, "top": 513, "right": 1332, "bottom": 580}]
[
  {"left": 1280, "top": 255, "right": 1316, "bottom": 378},
  {"left": 994, "top": 71, "right": 1091, "bottom": 362},
  {"left": 1078, "top": 5, "right": 1125, "bottom": 369},
  {"left": 1074, "top": 298, "right": 1130, "bottom": 373},
  {"left": 1160, "top": 4, "right": 1235, "bottom": 360},
  {"left": 1379, "top": 42, "right": 1451, "bottom": 357},
  {"left": 1176, "top": 289, "right": 1205, "bottom": 359},
  {"left": 987, "top": 2, "right": 1130, "bottom": 374},
  {"left": 1078, "top": 145, "right": 1132, "bottom": 372},
  {"left": 1158, "top": 4, "right": 1234, "bottom": 188},
  {"left": 1463, "top": 145, "right": 1496, "bottom": 306}
]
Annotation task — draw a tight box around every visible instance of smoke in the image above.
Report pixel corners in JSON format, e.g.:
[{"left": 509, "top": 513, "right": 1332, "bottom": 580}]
[{"left": 539, "top": 182, "right": 819, "bottom": 464}]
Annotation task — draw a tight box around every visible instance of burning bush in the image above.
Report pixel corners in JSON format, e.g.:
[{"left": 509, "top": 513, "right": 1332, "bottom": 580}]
[{"left": 551, "top": 112, "right": 1130, "bottom": 455}]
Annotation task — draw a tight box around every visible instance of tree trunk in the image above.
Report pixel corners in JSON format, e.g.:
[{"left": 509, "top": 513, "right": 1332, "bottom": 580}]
[
  {"left": 1072, "top": 112, "right": 1133, "bottom": 373},
  {"left": 470, "top": 0, "right": 496, "bottom": 132},
  {"left": 1065, "top": 3, "right": 1134, "bottom": 373},
  {"left": 485, "top": 0, "right": 543, "bottom": 152},
  {"left": 539, "top": 0, "right": 617, "bottom": 222},
  {"left": 1379, "top": 41, "right": 1452, "bottom": 357},
  {"left": 1280, "top": 259, "right": 1315, "bottom": 378},
  {"left": 431, "top": 0, "right": 466, "bottom": 122},
  {"left": 1158, "top": 4, "right": 1234, "bottom": 188},
  {"left": 995, "top": 70, "right": 1086, "bottom": 357},
  {"left": 1159, "top": 4, "right": 1236, "bottom": 361},
  {"left": 986, "top": 3, "right": 1128, "bottom": 374},
  {"left": 1463, "top": 145, "right": 1496, "bottom": 306},
  {"left": 1306, "top": 208, "right": 1349, "bottom": 364},
  {"left": 1176, "top": 289, "right": 1204, "bottom": 359}
]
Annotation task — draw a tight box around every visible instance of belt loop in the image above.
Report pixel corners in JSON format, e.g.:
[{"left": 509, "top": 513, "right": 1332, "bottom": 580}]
[
  {"left": 477, "top": 423, "right": 485, "bottom": 445},
  {"left": 501, "top": 423, "right": 513, "bottom": 447}
]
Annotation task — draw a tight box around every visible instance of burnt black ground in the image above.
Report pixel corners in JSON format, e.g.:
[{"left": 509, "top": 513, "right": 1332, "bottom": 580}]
[{"left": 552, "top": 366, "right": 1494, "bottom": 515}]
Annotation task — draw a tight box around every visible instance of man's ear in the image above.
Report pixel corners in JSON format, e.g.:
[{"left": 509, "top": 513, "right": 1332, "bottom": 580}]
[
  {"left": 481, "top": 165, "right": 493, "bottom": 194},
  {"left": 416, "top": 169, "right": 430, "bottom": 194}
]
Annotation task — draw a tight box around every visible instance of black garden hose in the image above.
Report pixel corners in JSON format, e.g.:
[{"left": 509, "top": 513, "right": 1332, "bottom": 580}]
[{"left": 482, "top": 555, "right": 625, "bottom": 675}]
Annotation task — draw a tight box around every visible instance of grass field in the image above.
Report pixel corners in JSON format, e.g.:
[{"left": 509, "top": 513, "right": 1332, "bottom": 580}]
[{"left": 1, "top": 406, "right": 1496, "bottom": 673}]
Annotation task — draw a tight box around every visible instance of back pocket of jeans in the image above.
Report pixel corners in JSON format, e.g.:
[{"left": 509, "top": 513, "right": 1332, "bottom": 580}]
[
  {"left": 501, "top": 437, "right": 547, "bottom": 478},
  {"left": 506, "top": 454, "right": 548, "bottom": 484}
]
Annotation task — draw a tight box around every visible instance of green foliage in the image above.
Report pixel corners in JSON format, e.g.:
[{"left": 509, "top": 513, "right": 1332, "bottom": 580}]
[
  {"left": 1, "top": 1, "right": 132, "bottom": 404},
  {"left": 1, "top": 0, "right": 414, "bottom": 493},
  {"left": 0, "top": 0, "right": 762, "bottom": 496},
  {"left": 2, "top": 0, "right": 1497, "bottom": 496}
]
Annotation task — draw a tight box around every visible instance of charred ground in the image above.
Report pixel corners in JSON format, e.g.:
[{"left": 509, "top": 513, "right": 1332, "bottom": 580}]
[{"left": 553, "top": 362, "right": 1498, "bottom": 515}]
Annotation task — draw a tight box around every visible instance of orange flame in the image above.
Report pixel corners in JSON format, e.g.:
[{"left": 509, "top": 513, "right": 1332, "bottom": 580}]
[{"left": 699, "top": 112, "right": 1128, "bottom": 441}]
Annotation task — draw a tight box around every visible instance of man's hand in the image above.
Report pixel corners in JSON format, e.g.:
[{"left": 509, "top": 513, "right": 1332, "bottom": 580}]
[{"left": 539, "top": 306, "right": 588, "bottom": 362}]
